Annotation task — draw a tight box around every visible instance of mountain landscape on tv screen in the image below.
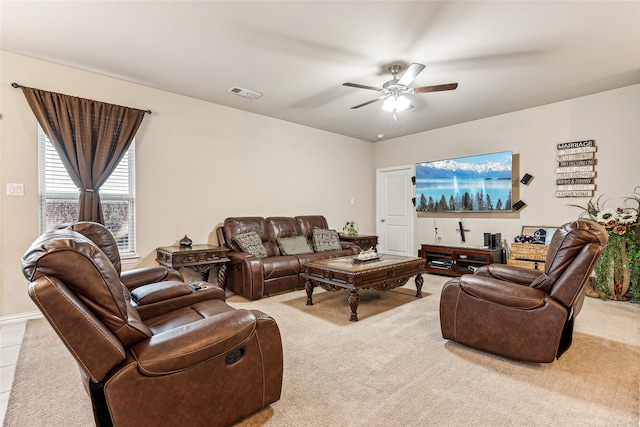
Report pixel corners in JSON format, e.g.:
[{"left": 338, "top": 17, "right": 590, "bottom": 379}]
[
  {"left": 415, "top": 158, "right": 512, "bottom": 180},
  {"left": 415, "top": 151, "right": 513, "bottom": 213}
]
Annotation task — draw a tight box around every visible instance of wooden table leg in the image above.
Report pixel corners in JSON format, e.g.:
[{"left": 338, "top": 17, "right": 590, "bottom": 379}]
[
  {"left": 305, "top": 280, "right": 315, "bottom": 306},
  {"left": 415, "top": 273, "right": 423, "bottom": 298},
  {"left": 218, "top": 264, "right": 228, "bottom": 289},
  {"left": 348, "top": 289, "right": 359, "bottom": 322}
]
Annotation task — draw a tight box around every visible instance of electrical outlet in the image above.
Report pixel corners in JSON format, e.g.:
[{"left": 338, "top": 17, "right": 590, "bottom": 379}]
[{"left": 6, "top": 183, "right": 24, "bottom": 196}]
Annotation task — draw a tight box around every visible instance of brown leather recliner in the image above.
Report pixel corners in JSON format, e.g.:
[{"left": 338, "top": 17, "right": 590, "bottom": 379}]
[
  {"left": 439, "top": 220, "right": 608, "bottom": 363},
  {"left": 22, "top": 227, "right": 283, "bottom": 427},
  {"left": 55, "top": 221, "right": 229, "bottom": 319}
]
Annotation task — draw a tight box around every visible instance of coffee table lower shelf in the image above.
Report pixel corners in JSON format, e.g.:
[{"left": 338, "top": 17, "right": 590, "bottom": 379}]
[{"left": 301, "top": 255, "right": 426, "bottom": 322}]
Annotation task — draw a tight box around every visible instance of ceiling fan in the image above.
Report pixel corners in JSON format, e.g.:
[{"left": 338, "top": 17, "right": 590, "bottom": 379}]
[{"left": 343, "top": 63, "right": 458, "bottom": 112}]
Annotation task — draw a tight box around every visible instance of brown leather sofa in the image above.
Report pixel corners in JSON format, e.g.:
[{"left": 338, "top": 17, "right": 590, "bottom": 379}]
[
  {"left": 439, "top": 220, "right": 608, "bottom": 363},
  {"left": 22, "top": 224, "right": 283, "bottom": 427},
  {"left": 216, "top": 215, "right": 360, "bottom": 300}
]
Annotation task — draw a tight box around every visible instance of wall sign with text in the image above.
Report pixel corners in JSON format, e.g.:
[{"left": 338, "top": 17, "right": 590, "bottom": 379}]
[{"left": 555, "top": 139, "right": 596, "bottom": 198}]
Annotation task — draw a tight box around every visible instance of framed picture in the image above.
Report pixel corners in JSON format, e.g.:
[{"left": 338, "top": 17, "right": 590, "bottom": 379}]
[{"left": 521, "top": 226, "right": 558, "bottom": 245}]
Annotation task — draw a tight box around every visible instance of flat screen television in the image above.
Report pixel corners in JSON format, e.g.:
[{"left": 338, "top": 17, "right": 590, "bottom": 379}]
[{"left": 415, "top": 150, "right": 513, "bottom": 213}]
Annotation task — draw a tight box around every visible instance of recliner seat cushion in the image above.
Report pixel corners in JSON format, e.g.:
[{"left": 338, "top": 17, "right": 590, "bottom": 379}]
[
  {"left": 262, "top": 256, "right": 301, "bottom": 279},
  {"left": 143, "top": 299, "right": 238, "bottom": 333}
]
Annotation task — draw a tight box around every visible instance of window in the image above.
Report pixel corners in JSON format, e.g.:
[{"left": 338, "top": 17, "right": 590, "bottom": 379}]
[{"left": 38, "top": 126, "right": 136, "bottom": 256}]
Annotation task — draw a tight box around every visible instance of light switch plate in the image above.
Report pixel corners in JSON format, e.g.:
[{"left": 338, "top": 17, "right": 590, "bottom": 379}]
[{"left": 6, "top": 183, "right": 24, "bottom": 196}]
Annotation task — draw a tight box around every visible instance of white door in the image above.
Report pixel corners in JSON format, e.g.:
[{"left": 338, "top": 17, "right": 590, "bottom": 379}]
[{"left": 376, "top": 165, "right": 415, "bottom": 256}]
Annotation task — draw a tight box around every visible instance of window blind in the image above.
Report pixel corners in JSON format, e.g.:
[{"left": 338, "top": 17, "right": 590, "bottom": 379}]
[{"left": 38, "top": 127, "right": 136, "bottom": 256}]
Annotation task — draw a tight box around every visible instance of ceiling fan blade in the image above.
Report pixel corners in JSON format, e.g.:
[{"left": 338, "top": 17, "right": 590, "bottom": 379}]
[
  {"left": 413, "top": 83, "right": 459, "bottom": 93},
  {"left": 350, "top": 98, "right": 382, "bottom": 109},
  {"left": 397, "top": 63, "right": 425, "bottom": 87},
  {"left": 343, "top": 82, "right": 381, "bottom": 91}
]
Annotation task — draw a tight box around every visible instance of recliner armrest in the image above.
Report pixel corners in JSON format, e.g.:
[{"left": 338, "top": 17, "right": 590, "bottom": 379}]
[
  {"left": 459, "top": 275, "right": 547, "bottom": 309},
  {"left": 227, "top": 251, "right": 259, "bottom": 263},
  {"left": 121, "top": 266, "right": 183, "bottom": 289},
  {"left": 473, "top": 263, "right": 544, "bottom": 285},
  {"left": 131, "top": 309, "right": 257, "bottom": 375},
  {"left": 130, "top": 281, "right": 192, "bottom": 305}
]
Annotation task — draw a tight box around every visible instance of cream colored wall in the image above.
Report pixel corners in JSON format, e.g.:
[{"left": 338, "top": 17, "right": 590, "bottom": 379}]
[
  {"left": 0, "top": 52, "right": 374, "bottom": 317},
  {"left": 374, "top": 84, "right": 640, "bottom": 253},
  {"left": 3, "top": 49, "right": 637, "bottom": 318}
]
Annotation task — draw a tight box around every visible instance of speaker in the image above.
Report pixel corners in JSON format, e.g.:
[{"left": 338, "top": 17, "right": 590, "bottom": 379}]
[
  {"left": 520, "top": 173, "right": 533, "bottom": 185},
  {"left": 491, "top": 233, "right": 502, "bottom": 249},
  {"left": 513, "top": 200, "right": 526, "bottom": 211},
  {"left": 411, "top": 176, "right": 416, "bottom": 185},
  {"left": 484, "top": 233, "right": 502, "bottom": 248}
]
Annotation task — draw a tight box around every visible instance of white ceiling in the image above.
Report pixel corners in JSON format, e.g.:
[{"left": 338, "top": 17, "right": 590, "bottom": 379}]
[{"left": 2, "top": 1, "right": 639, "bottom": 142}]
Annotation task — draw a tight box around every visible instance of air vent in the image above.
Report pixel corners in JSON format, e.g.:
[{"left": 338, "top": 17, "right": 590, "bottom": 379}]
[{"left": 227, "top": 86, "right": 262, "bottom": 100}]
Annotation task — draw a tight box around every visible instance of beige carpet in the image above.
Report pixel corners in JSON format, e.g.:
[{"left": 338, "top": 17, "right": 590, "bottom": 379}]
[{"left": 5, "top": 275, "right": 640, "bottom": 426}]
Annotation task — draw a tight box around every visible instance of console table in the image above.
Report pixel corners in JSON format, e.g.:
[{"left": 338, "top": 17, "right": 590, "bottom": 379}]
[
  {"left": 420, "top": 244, "right": 502, "bottom": 277},
  {"left": 339, "top": 233, "right": 378, "bottom": 250},
  {"left": 156, "top": 244, "right": 230, "bottom": 286}
]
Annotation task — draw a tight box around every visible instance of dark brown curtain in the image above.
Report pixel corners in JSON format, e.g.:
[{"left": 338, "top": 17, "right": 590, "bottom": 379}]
[{"left": 21, "top": 87, "right": 146, "bottom": 224}]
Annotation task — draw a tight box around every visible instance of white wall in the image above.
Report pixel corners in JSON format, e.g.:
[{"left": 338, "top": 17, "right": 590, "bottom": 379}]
[
  {"left": 374, "top": 84, "right": 640, "bottom": 254},
  {"left": 0, "top": 52, "right": 374, "bottom": 316},
  {"left": 3, "top": 49, "right": 638, "bottom": 318}
]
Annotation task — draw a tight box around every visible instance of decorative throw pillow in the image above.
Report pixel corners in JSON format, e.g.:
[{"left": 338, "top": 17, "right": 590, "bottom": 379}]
[
  {"left": 277, "top": 236, "right": 313, "bottom": 255},
  {"left": 312, "top": 227, "right": 342, "bottom": 252},
  {"left": 233, "top": 231, "right": 268, "bottom": 258}
]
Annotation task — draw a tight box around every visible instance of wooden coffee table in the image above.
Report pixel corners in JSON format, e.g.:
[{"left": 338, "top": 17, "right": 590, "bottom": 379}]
[{"left": 302, "top": 255, "right": 427, "bottom": 322}]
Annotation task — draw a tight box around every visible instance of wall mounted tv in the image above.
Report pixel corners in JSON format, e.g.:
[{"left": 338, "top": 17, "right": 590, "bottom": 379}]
[{"left": 416, "top": 150, "right": 513, "bottom": 213}]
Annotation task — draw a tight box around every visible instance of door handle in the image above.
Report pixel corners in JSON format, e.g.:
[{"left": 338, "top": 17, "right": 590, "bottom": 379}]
[{"left": 381, "top": 219, "right": 386, "bottom": 222}]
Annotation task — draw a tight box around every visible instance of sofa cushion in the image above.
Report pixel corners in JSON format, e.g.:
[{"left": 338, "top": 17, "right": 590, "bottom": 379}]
[
  {"left": 233, "top": 231, "right": 268, "bottom": 258},
  {"left": 312, "top": 227, "right": 342, "bottom": 252},
  {"left": 277, "top": 236, "right": 313, "bottom": 255}
]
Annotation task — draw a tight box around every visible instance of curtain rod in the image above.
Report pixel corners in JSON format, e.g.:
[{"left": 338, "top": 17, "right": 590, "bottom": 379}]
[{"left": 11, "top": 82, "right": 152, "bottom": 114}]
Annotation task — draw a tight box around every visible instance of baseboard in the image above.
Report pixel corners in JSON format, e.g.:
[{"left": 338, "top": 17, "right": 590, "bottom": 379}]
[{"left": 0, "top": 311, "right": 43, "bottom": 325}]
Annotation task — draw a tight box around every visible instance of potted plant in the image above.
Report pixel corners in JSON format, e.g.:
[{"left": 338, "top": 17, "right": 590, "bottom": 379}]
[
  {"left": 343, "top": 221, "right": 359, "bottom": 236},
  {"left": 571, "top": 187, "right": 640, "bottom": 302}
]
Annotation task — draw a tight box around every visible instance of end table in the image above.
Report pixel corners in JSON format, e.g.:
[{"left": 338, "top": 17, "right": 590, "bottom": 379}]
[
  {"left": 156, "top": 244, "right": 230, "bottom": 287},
  {"left": 339, "top": 233, "right": 378, "bottom": 250}
]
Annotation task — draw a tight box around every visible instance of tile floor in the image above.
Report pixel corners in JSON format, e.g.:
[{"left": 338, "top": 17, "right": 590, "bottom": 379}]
[{"left": 0, "top": 320, "right": 27, "bottom": 424}]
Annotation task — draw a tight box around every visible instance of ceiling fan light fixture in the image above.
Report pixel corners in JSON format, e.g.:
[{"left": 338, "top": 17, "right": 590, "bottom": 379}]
[
  {"left": 382, "top": 95, "right": 412, "bottom": 113},
  {"left": 344, "top": 62, "right": 456, "bottom": 111}
]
